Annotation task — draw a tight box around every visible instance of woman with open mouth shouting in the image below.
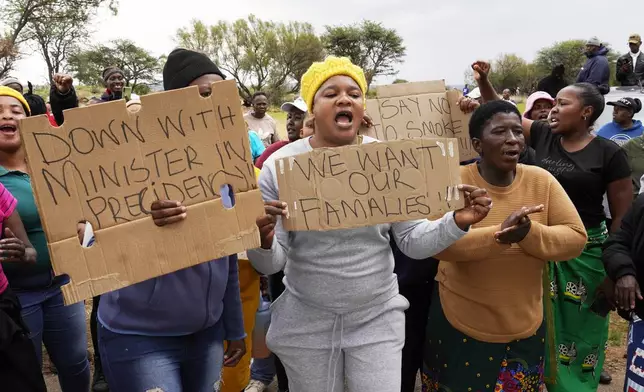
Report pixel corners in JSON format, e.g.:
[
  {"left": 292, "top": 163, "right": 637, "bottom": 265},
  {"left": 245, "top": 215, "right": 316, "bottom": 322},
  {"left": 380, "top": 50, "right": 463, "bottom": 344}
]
[
  {"left": 472, "top": 60, "right": 633, "bottom": 392},
  {"left": 422, "top": 100, "right": 587, "bottom": 392},
  {"left": 0, "top": 86, "right": 91, "bottom": 391},
  {"left": 245, "top": 56, "right": 492, "bottom": 392}
]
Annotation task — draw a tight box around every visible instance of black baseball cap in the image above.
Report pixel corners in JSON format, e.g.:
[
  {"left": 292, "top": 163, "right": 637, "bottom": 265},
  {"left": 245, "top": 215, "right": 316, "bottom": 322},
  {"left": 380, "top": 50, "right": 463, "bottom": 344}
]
[{"left": 608, "top": 97, "right": 639, "bottom": 111}]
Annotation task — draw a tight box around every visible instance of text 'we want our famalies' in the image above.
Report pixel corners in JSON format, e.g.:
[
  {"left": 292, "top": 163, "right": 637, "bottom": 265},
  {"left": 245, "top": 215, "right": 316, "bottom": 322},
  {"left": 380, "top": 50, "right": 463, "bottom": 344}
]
[{"left": 277, "top": 138, "right": 463, "bottom": 231}]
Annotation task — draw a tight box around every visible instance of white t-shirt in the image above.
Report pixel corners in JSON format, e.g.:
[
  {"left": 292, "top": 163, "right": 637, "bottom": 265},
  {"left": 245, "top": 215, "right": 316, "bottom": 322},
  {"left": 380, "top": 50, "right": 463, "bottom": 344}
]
[
  {"left": 640, "top": 174, "right": 644, "bottom": 194},
  {"left": 244, "top": 112, "right": 278, "bottom": 147},
  {"left": 632, "top": 51, "right": 641, "bottom": 71}
]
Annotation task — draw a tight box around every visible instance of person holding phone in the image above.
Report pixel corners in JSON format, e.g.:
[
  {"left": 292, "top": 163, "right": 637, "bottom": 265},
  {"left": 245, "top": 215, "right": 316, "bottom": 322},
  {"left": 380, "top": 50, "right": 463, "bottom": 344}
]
[{"left": 616, "top": 34, "right": 644, "bottom": 87}]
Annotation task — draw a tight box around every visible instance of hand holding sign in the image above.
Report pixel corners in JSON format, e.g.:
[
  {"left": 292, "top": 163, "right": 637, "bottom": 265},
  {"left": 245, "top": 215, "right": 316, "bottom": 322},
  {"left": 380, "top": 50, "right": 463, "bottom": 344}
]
[
  {"left": 453, "top": 184, "right": 492, "bottom": 230},
  {"left": 457, "top": 96, "right": 480, "bottom": 114},
  {"left": 472, "top": 61, "right": 491, "bottom": 83},
  {"left": 257, "top": 201, "right": 287, "bottom": 249},
  {"left": 151, "top": 200, "right": 188, "bottom": 227},
  {"left": 494, "top": 205, "right": 544, "bottom": 244},
  {"left": 0, "top": 227, "right": 28, "bottom": 263}
]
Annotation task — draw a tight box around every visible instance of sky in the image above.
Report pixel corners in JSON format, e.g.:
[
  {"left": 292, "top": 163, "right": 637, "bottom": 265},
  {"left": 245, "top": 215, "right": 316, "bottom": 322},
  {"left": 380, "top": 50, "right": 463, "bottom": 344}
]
[{"left": 10, "top": 0, "right": 644, "bottom": 86}]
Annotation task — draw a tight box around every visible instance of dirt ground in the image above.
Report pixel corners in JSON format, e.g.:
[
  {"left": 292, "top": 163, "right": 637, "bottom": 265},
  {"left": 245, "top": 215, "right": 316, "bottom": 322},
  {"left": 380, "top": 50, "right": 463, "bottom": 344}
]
[{"left": 42, "top": 300, "right": 628, "bottom": 392}]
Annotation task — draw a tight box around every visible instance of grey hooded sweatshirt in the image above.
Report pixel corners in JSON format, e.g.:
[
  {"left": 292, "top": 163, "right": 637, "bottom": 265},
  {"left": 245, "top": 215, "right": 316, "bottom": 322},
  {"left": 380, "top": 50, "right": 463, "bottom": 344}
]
[{"left": 247, "top": 136, "right": 467, "bottom": 313}]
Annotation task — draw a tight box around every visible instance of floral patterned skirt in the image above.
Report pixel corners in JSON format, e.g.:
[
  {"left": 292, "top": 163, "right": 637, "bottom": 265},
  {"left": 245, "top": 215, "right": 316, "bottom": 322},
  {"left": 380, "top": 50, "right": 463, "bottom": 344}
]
[{"left": 422, "top": 288, "right": 545, "bottom": 392}]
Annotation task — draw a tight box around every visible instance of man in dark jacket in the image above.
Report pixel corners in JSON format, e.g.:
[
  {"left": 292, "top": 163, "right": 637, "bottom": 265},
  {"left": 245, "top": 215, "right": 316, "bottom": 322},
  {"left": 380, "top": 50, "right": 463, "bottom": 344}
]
[
  {"left": 603, "top": 195, "right": 644, "bottom": 317},
  {"left": 537, "top": 64, "right": 568, "bottom": 98},
  {"left": 616, "top": 34, "right": 644, "bottom": 87},
  {"left": 577, "top": 37, "right": 610, "bottom": 94},
  {"left": 603, "top": 194, "right": 644, "bottom": 389}
]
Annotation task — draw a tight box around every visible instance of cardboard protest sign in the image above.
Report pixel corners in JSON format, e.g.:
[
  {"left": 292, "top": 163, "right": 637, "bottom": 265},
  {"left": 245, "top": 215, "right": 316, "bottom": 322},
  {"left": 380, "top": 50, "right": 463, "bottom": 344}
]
[
  {"left": 21, "top": 80, "right": 264, "bottom": 304},
  {"left": 445, "top": 89, "right": 475, "bottom": 160},
  {"left": 276, "top": 138, "right": 464, "bottom": 231},
  {"left": 363, "top": 81, "right": 477, "bottom": 162}
]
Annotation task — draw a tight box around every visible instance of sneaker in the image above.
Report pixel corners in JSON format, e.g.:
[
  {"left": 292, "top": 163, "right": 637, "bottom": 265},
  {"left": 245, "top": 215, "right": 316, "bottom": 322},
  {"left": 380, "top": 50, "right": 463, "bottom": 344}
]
[
  {"left": 92, "top": 370, "right": 110, "bottom": 392},
  {"left": 244, "top": 380, "right": 267, "bottom": 392}
]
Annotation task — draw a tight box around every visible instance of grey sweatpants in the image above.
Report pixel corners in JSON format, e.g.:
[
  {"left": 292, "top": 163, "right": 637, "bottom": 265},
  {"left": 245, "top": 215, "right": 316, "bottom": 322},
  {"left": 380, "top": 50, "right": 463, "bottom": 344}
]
[{"left": 266, "top": 290, "right": 408, "bottom": 392}]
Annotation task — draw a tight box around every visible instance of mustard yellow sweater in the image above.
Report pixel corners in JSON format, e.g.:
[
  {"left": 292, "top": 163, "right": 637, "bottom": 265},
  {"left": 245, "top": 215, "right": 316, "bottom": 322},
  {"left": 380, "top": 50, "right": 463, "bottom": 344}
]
[{"left": 436, "top": 164, "right": 587, "bottom": 343}]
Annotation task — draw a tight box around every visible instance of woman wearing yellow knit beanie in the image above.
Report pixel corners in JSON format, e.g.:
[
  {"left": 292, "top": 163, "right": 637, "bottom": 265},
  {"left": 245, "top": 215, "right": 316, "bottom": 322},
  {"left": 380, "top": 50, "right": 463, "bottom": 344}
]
[
  {"left": 0, "top": 86, "right": 92, "bottom": 390},
  {"left": 247, "top": 56, "right": 492, "bottom": 391}
]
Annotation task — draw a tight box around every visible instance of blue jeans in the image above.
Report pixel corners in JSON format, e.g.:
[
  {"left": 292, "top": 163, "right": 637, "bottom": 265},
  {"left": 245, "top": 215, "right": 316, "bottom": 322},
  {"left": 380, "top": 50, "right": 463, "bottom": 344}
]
[
  {"left": 251, "top": 355, "right": 276, "bottom": 384},
  {"left": 251, "top": 298, "right": 276, "bottom": 384},
  {"left": 98, "top": 321, "right": 224, "bottom": 392},
  {"left": 17, "top": 276, "right": 90, "bottom": 392}
]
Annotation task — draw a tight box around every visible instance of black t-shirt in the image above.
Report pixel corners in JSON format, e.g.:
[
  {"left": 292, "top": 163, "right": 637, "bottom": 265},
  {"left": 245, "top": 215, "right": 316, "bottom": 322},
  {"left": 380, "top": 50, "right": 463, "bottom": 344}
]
[
  {"left": 519, "top": 146, "right": 536, "bottom": 165},
  {"left": 530, "top": 121, "right": 631, "bottom": 229}
]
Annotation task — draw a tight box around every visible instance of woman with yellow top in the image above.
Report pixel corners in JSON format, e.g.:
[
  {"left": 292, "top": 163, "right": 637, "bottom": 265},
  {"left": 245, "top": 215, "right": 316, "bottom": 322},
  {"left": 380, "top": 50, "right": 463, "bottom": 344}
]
[{"left": 422, "top": 100, "right": 587, "bottom": 392}]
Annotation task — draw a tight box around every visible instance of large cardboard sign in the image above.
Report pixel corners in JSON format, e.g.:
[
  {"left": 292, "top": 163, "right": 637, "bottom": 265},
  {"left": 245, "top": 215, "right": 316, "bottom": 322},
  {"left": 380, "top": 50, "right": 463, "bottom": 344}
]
[
  {"left": 362, "top": 81, "right": 477, "bottom": 162},
  {"left": 21, "top": 80, "right": 264, "bottom": 304},
  {"left": 276, "top": 138, "right": 464, "bottom": 231}
]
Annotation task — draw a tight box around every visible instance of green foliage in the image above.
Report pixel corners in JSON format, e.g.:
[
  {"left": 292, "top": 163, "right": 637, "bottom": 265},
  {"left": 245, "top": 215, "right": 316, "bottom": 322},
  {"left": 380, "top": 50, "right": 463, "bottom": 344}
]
[
  {"left": 67, "top": 39, "right": 162, "bottom": 91},
  {"left": 476, "top": 54, "right": 540, "bottom": 94},
  {"left": 0, "top": 0, "right": 117, "bottom": 79},
  {"left": 605, "top": 45, "right": 620, "bottom": 86},
  {"left": 534, "top": 40, "right": 586, "bottom": 83},
  {"left": 322, "top": 20, "right": 405, "bottom": 87},
  {"left": 488, "top": 54, "right": 527, "bottom": 91},
  {"left": 133, "top": 84, "right": 150, "bottom": 95},
  {"left": 176, "top": 15, "right": 324, "bottom": 100},
  {"left": 393, "top": 79, "right": 408, "bottom": 84},
  {"left": 516, "top": 62, "right": 540, "bottom": 94}
]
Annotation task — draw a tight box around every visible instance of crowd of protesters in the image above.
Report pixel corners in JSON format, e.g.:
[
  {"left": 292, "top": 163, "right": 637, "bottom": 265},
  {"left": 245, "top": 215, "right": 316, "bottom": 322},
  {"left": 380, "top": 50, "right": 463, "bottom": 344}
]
[{"left": 0, "top": 32, "right": 644, "bottom": 392}]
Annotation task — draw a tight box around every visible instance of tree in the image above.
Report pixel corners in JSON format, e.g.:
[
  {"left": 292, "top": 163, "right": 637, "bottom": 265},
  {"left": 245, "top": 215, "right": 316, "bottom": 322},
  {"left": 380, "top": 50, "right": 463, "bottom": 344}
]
[
  {"left": 322, "top": 20, "right": 406, "bottom": 88},
  {"left": 67, "top": 39, "right": 161, "bottom": 93},
  {"left": 488, "top": 54, "right": 529, "bottom": 92},
  {"left": 23, "top": 1, "right": 116, "bottom": 81},
  {"left": 0, "top": 0, "right": 117, "bottom": 79},
  {"left": 534, "top": 40, "right": 587, "bottom": 84},
  {"left": 176, "top": 16, "right": 324, "bottom": 101},
  {"left": 517, "top": 63, "right": 540, "bottom": 94},
  {"left": 393, "top": 78, "right": 408, "bottom": 84}
]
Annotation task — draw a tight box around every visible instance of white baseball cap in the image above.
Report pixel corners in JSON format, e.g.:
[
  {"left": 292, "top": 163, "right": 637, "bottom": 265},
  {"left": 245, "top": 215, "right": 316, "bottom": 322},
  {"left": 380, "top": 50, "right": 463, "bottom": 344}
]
[
  {"left": 466, "top": 87, "right": 481, "bottom": 99},
  {"left": 280, "top": 97, "right": 308, "bottom": 113}
]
